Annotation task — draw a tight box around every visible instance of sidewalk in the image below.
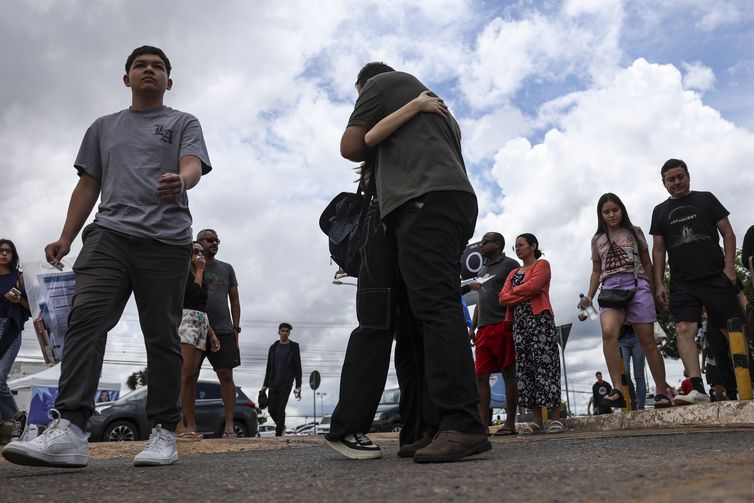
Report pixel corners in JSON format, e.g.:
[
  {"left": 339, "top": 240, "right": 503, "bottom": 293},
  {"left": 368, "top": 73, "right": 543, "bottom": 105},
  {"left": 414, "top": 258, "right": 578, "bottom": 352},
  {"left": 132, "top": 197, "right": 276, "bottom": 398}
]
[{"left": 564, "top": 400, "right": 754, "bottom": 431}]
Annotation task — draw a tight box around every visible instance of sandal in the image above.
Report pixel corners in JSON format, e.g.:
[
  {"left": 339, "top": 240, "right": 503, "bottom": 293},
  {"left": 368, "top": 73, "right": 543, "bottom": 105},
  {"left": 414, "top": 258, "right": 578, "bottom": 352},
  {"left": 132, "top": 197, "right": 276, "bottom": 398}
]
[
  {"left": 222, "top": 431, "right": 237, "bottom": 439},
  {"left": 493, "top": 425, "right": 518, "bottom": 436},
  {"left": 545, "top": 420, "right": 565, "bottom": 434},
  {"left": 176, "top": 432, "right": 203, "bottom": 441},
  {"left": 602, "top": 389, "right": 627, "bottom": 408},
  {"left": 521, "top": 422, "right": 544, "bottom": 435},
  {"left": 653, "top": 393, "right": 672, "bottom": 409}
]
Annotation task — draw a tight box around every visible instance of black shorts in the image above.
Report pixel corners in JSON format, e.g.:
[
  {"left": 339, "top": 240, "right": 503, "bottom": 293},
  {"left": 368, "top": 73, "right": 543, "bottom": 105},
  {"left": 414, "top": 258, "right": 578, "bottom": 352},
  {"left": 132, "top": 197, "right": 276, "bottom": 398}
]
[
  {"left": 203, "top": 331, "right": 241, "bottom": 370},
  {"left": 669, "top": 272, "right": 743, "bottom": 328}
]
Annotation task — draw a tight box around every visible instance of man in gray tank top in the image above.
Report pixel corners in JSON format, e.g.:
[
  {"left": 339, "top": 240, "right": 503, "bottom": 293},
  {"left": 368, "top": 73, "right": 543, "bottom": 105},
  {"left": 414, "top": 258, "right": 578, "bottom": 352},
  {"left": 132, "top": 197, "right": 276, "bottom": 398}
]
[{"left": 2, "top": 46, "right": 211, "bottom": 469}]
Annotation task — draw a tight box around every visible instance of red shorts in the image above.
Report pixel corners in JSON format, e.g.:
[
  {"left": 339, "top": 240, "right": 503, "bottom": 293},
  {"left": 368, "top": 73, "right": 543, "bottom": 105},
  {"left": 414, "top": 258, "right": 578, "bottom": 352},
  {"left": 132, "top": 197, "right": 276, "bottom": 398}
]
[{"left": 475, "top": 321, "right": 515, "bottom": 375}]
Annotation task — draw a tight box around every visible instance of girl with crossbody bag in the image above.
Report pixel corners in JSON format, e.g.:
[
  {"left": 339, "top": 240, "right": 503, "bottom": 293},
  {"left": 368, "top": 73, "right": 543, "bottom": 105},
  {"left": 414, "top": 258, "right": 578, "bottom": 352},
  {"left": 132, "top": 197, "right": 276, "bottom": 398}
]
[{"left": 579, "top": 193, "right": 671, "bottom": 409}]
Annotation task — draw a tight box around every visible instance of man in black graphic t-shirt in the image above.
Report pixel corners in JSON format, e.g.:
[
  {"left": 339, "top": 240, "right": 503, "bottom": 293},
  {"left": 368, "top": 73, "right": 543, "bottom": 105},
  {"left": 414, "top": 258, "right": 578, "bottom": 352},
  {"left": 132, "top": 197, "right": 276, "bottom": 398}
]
[
  {"left": 592, "top": 372, "right": 612, "bottom": 415},
  {"left": 650, "top": 159, "right": 742, "bottom": 406}
]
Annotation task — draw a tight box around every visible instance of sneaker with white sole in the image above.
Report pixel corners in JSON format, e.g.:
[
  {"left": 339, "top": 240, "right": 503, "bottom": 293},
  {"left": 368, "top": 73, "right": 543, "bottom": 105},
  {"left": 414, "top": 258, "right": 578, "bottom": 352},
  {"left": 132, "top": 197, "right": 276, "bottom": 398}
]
[
  {"left": 133, "top": 425, "right": 178, "bottom": 467},
  {"left": 673, "top": 389, "right": 711, "bottom": 406},
  {"left": 1, "top": 409, "right": 88, "bottom": 468},
  {"left": 9, "top": 411, "right": 27, "bottom": 440},
  {"left": 325, "top": 432, "right": 382, "bottom": 460}
]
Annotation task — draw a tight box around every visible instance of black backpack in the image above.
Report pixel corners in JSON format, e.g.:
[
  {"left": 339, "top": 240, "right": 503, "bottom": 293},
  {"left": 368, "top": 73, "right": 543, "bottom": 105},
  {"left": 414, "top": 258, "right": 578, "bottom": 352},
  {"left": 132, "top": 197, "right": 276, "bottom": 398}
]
[{"left": 319, "top": 186, "right": 372, "bottom": 277}]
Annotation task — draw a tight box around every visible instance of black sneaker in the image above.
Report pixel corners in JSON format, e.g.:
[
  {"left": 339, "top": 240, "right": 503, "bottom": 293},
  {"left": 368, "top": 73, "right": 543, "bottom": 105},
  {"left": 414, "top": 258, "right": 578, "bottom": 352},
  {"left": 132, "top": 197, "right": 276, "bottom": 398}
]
[
  {"left": 10, "top": 412, "right": 27, "bottom": 440},
  {"left": 325, "top": 433, "right": 382, "bottom": 460}
]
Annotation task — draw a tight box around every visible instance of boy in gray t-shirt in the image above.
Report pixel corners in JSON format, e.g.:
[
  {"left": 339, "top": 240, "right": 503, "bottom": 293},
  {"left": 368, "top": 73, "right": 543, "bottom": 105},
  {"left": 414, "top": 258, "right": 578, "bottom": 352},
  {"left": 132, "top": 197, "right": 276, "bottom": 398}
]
[{"left": 2, "top": 46, "right": 211, "bottom": 470}]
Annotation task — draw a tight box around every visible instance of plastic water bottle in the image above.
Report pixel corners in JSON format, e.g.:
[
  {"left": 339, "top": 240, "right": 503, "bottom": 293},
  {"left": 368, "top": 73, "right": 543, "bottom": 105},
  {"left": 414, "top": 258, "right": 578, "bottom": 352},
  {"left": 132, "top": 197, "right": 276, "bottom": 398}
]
[{"left": 578, "top": 294, "right": 599, "bottom": 321}]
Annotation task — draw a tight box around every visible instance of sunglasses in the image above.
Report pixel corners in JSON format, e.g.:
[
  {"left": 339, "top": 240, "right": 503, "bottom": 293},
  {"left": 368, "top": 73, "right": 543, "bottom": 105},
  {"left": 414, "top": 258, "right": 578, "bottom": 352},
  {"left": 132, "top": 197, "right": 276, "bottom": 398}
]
[
  {"left": 480, "top": 239, "right": 497, "bottom": 246},
  {"left": 202, "top": 238, "right": 220, "bottom": 244}
]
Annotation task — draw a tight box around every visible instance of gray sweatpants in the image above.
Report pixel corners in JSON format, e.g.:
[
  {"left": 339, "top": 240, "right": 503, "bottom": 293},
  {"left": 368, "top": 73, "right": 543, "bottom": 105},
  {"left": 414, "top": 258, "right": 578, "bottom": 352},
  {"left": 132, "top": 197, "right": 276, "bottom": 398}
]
[{"left": 55, "top": 224, "right": 190, "bottom": 431}]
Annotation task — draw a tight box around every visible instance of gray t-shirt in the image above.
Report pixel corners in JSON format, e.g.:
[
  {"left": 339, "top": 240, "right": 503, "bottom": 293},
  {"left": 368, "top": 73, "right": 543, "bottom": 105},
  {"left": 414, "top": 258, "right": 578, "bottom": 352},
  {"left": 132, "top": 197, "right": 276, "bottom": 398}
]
[
  {"left": 477, "top": 253, "right": 520, "bottom": 327},
  {"left": 348, "top": 71, "right": 475, "bottom": 218},
  {"left": 203, "top": 260, "right": 238, "bottom": 332},
  {"left": 75, "top": 106, "right": 212, "bottom": 245}
]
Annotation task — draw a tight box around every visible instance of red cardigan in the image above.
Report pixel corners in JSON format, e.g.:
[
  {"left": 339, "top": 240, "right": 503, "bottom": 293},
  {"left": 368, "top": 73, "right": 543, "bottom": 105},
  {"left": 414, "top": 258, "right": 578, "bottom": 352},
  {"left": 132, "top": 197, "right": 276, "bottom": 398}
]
[{"left": 499, "top": 259, "right": 554, "bottom": 322}]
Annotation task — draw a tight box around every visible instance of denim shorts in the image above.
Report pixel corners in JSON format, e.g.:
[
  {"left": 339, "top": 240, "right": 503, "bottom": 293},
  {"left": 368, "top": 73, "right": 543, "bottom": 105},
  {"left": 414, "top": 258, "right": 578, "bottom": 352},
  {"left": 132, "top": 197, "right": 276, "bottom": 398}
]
[{"left": 599, "top": 273, "right": 656, "bottom": 324}]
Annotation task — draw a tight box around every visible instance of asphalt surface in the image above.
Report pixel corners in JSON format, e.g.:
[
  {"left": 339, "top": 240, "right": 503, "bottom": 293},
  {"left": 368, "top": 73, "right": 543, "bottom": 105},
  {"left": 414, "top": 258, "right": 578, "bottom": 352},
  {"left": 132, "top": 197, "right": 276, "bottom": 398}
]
[{"left": 1, "top": 428, "right": 753, "bottom": 502}]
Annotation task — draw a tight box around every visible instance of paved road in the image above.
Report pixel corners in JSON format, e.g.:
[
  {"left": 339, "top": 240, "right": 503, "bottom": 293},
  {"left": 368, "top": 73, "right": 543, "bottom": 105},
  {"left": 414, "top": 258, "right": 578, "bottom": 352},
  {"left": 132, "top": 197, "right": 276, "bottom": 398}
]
[{"left": 2, "top": 428, "right": 753, "bottom": 502}]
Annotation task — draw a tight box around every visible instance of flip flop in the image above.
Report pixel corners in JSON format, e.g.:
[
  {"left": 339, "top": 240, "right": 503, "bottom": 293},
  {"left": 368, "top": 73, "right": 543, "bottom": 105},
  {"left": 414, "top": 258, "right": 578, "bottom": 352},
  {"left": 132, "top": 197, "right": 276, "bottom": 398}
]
[
  {"left": 602, "top": 389, "right": 627, "bottom": 408},
  {"left": 222, "top": 431, "right": 237, "bottom": 439},
  {"left": 653, "top": 394, "right": 672, "bottom": 409},
  {"left": 493, "top": 425, "right": 518, "bottom": 436},
  {"left": 176, "top": 432, "right": 203, "bottom": 441},
  {"left": 521, "top": 422, "right": 544, "bottom": 435}
]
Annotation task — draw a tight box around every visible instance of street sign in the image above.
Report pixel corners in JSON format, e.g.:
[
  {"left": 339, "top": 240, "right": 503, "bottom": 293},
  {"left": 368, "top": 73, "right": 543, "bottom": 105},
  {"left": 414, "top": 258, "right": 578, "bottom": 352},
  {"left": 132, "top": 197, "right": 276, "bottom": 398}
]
[
  {"left": 309, "top": 370, "right": 321, "bottom": 390},
  {"left": 558, "top": 323, "right": 573, "bottom": 349}
]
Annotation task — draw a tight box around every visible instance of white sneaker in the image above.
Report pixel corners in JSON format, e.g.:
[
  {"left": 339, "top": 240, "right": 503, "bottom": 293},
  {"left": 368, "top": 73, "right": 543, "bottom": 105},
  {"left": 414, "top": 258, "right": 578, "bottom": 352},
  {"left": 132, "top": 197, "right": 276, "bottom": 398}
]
[
  {"left": 325, "top": 432, "right": 382, "bottom": 460},
  {"left": 1, "top": 409, "right": 88, "bottom": 468},
  {"left": 133, "top": 425, "right": 178, "bottom": 467},
  {"left": 673, "top": 389, "right": 711, "bottom": 406}
]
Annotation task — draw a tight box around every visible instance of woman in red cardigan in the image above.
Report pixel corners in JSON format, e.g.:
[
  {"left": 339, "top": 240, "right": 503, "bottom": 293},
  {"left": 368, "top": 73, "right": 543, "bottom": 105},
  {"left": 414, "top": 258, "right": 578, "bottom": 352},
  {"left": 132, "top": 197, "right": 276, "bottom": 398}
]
[{"left": 499, "top": 233, "right": 563, "bottom": 433}]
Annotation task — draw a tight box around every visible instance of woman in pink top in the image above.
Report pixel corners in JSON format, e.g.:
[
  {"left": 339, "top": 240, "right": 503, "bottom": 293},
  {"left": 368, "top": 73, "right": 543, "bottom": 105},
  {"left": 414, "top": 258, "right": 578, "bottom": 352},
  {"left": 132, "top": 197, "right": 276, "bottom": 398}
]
[{"left": 500, "top": 233, "right": 562, "bottom": 434}]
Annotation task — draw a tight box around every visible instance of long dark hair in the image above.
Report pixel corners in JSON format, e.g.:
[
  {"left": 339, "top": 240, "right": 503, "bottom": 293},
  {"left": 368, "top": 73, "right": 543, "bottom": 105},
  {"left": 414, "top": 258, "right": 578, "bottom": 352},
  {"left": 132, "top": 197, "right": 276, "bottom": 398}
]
[
  {"left": 595, "top": 193, "right": 640, "bottom": 244},
  {"left": 0, "top": 239, "right": 20, "bottom": 271},
  {"left": 517, "top": 233, "right": 543, "bottom": 259}
]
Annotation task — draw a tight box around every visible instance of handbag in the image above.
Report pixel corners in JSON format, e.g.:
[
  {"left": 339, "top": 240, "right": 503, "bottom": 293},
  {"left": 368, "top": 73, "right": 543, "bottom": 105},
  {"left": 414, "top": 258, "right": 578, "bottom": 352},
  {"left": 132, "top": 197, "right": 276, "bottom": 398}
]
[
  {"left": 257, "top": 389, "right": 269, "bottom": 410},
  {"left": 597, "top": 238, "right": 639, "bottom": 309}
]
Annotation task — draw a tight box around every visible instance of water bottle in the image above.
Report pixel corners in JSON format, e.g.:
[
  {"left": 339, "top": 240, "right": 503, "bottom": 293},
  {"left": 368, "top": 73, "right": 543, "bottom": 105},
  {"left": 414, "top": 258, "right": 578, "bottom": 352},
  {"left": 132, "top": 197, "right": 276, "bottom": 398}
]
[{"left": 578, "top": 294, "right": 599, "bottom": 321}]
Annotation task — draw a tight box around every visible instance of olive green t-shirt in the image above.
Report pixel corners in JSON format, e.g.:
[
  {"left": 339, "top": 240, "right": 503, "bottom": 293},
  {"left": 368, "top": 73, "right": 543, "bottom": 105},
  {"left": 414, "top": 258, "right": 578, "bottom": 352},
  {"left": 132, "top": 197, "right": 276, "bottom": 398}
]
[{"left": 347, "top": 71, "right": 475, "bottom": 217}]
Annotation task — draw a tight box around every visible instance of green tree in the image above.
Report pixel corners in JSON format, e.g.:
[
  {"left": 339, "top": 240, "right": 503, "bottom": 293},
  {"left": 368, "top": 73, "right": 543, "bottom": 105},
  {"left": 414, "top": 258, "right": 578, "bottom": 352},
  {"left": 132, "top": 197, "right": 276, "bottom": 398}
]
[
  {"left": 657, "top": 249, "right": 752, "bottom": 359},
  {"left": 126, "top": 368, "right": 148, "bottom": 391}
]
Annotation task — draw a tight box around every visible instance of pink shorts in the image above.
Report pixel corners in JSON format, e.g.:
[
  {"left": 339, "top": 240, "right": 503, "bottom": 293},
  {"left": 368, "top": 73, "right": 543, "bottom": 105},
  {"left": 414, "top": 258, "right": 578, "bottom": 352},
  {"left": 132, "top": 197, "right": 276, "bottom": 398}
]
[
  {"left": 475, "top": 321, "right": 515, "bottom": 375},
  {"left": 599, "top": 274, "right": 656, "bottom": 324}
]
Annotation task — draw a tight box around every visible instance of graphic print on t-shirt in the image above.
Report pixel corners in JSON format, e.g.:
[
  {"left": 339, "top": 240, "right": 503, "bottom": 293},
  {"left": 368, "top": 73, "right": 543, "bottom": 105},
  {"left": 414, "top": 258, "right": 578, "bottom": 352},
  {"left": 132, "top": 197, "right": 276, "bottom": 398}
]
[
  {"left": 668, "top": 205, "right": 714, "bottom": 249},
  {"left": 604, "top": 241, "right": 633, "bottom": 273}
]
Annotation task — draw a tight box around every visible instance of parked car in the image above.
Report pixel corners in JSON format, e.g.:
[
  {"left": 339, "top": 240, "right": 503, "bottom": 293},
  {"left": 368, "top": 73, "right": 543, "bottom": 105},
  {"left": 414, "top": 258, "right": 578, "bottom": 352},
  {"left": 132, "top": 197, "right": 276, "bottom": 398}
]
[
  {"left": 296, "top": 416, "right": 331, "bottom": 435},
  {"left": 87, "top": 380, "right": 258, "bottom": 442},
  {"left": 371, "top": 387, "right": 401, "bottom": 432},
  {"left": 257, "top": 424, "right": 277, "bottom": 437}
]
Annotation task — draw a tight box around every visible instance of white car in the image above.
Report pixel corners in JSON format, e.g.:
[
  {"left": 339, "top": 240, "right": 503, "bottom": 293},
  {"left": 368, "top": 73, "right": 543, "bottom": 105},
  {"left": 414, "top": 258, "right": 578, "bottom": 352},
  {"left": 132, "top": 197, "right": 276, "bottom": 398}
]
[{"left": 257, "top": 425, "right": 277, "bottom": 437}]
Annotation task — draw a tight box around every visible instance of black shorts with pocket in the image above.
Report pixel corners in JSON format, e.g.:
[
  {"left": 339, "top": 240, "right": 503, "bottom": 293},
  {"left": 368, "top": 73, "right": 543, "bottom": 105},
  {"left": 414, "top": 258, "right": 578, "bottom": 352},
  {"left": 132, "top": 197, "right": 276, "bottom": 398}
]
[
  {"left": 669, "top": 272, "right": 743, "bottom": 328},
  {"left": 203, "top": 330, "right": 241, "bottom": 370}
]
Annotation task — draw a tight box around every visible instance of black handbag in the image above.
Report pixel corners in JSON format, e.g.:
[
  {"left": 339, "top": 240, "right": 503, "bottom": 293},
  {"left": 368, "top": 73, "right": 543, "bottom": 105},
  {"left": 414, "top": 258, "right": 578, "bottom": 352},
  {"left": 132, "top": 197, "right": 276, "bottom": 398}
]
[
  {"left": 597, "top": 239, "right": 639, "bottom": 309},
  {"left": 257, "top": 389, "right": 269, "bottom": 410}
]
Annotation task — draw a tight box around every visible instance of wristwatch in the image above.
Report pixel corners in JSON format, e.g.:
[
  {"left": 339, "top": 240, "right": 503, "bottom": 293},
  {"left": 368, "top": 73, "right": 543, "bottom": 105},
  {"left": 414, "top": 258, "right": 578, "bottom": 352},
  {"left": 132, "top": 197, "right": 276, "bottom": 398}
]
[{"left": 234, "top": 326, "right": 241, "bottom": 333}]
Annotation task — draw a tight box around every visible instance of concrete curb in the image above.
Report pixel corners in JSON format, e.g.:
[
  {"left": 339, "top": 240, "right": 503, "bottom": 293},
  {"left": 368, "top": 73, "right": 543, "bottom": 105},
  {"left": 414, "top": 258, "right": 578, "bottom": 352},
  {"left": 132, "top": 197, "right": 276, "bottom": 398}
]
[{"left": 564, "top": 400, "right": 754, "bottom": 431}]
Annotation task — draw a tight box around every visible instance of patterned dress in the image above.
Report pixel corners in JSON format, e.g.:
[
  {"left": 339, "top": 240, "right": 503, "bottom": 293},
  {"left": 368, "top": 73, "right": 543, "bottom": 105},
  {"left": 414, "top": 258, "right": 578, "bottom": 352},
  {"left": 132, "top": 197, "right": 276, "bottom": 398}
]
[{"left": 511, "top": 272, "right": 561, "bottom": 408}]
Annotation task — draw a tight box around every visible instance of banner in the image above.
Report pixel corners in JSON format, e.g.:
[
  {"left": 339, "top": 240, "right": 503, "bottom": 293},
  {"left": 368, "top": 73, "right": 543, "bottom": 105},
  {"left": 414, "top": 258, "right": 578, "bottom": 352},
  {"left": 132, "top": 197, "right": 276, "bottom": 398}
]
[{"left": 460, "top": 240, "right": 483, "bottom": 280}]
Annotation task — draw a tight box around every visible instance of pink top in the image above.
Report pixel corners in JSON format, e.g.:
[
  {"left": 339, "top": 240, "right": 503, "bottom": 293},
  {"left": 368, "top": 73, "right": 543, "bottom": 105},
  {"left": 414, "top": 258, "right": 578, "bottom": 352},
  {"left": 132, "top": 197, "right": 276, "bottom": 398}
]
[{"left": 499, "top": 258, "right": 554, "bottom": 322}]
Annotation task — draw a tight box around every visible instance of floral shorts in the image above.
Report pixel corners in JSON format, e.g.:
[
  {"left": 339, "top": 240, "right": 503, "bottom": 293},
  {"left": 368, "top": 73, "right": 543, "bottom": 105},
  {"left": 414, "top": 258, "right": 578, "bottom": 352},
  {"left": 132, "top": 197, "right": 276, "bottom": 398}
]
[{"left": 178, "top": 309, "right": 209, "bottom": 350}]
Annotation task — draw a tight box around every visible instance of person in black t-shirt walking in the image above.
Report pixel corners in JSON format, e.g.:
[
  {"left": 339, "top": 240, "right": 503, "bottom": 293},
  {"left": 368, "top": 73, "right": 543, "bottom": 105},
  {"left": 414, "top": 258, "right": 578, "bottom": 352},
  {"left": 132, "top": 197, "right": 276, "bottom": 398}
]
[{"left": 650, "top": 159, "right": 743, "bottom": 406}]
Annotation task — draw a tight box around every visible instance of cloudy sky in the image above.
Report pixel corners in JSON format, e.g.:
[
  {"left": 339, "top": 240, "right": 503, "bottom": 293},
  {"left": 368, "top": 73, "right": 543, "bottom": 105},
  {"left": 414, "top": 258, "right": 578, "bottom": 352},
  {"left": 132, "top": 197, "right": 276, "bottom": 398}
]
[{"left": 3, "top": 0, "right": 753, "bottom": 420}]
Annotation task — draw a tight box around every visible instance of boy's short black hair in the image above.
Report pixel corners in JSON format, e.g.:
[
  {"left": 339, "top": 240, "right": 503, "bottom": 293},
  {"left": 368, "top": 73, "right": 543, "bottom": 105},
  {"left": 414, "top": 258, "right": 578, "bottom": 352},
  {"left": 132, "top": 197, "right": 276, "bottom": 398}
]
[
  {"left": 279, "top": 322, "right": 293, "bottom": 331},
  {"left": 125, "top": 46, "right": 172, "bottom": 76},
  {"left": 355, "top": 62, "right": 394, "bottom": 90}
]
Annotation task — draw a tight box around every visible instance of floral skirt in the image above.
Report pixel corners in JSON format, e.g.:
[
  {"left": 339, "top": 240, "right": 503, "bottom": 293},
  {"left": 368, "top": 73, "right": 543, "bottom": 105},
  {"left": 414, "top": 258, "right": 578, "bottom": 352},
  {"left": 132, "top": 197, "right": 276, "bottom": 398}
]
[
  {"left": 513, "top": 302, "right": 561, "bottom": 408},
  {"left": 178, "top": 309, "right": 209, "bottom": 351}
]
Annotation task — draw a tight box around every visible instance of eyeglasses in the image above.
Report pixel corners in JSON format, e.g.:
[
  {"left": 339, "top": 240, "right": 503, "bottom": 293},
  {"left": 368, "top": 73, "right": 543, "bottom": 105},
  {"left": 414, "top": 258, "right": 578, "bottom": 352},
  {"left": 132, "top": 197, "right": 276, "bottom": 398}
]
[
  {"left": 481, "top": 240, "right": 492, "bottom": 246},
  {"left": 0, "top": 248, "right": 12, "bottom": 255},
  {"left": 202, "top": 238, "right": 220, "bottom": 244}
]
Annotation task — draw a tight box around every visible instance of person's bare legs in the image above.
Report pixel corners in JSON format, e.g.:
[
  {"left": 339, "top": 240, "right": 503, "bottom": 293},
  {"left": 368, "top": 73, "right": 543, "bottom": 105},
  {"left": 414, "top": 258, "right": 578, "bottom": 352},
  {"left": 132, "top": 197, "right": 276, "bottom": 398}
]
[
  {"left": 215, "top": 368, "right": 236, "bottom": 434},
  {"left": 176, "top": 344, "right": 203, "bottom": 435},
  {"left": 475, "top": 373, "right": 491, "bottom": 434},
  {"left": 532, "top": 406, "right": 543, "bottom": 429},
  {"left": 600, "top": 310, "right": 626, "bottom": 395},
  {"left": 675, "top": 321, "right": 702, "bottom": 378},
  {"left": 501, "top": 365, "right": 518, "bottom": 431},
  {"left": 633, "top": 323, "right": 667, "bottom": 396}
]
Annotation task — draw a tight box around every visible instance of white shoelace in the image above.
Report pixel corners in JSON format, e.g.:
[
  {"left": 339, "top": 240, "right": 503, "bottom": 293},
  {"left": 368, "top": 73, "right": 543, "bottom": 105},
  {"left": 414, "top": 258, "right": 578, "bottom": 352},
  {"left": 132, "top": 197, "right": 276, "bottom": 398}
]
[
  {"left": 354, "top": 433, "right": 372, "bottom": 445},
  {"left": 143, "top": 426, "right": 170, "bottom": 450}
]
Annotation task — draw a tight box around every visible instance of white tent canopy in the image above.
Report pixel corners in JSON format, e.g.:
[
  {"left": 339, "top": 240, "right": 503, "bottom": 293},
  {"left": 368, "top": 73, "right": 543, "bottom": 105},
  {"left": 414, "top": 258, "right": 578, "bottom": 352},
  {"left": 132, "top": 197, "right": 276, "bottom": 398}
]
[{"left": 9, "top": 364, "right": 122, "bottom": 392}]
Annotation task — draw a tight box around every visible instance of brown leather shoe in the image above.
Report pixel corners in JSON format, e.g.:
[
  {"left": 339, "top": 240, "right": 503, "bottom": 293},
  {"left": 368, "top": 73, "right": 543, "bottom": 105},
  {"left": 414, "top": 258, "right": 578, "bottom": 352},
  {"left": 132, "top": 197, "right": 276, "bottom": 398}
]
[
  {"left": 413, "top": 431, "right": 491, "bottom": 463},
  {"left": 397, "top": 432, "right": 433, "bottom": 458}
]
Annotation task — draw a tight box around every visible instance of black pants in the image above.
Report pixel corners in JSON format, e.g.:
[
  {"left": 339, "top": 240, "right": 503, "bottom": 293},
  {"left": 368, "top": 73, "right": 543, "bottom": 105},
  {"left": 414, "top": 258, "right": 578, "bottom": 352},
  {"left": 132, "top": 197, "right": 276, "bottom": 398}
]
[
  {"left": 386, "top": 191, "right": 484, "bottom": 435},
  {"left": 328, "top": 201, "right": 401, "bottom": 440},
  {"left": 268, "top": 383, "right": 293, "bottom": 436},
  {"left": 56, "top": 224, "right": 190, "bottom": 430}
]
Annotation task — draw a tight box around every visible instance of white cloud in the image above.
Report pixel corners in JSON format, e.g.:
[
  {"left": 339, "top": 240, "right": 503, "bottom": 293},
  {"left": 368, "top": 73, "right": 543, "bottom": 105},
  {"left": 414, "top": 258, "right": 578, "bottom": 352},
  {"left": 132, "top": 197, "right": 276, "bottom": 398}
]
[{"left": 682, "top": 61, "right": 716, "bottom": 92}]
